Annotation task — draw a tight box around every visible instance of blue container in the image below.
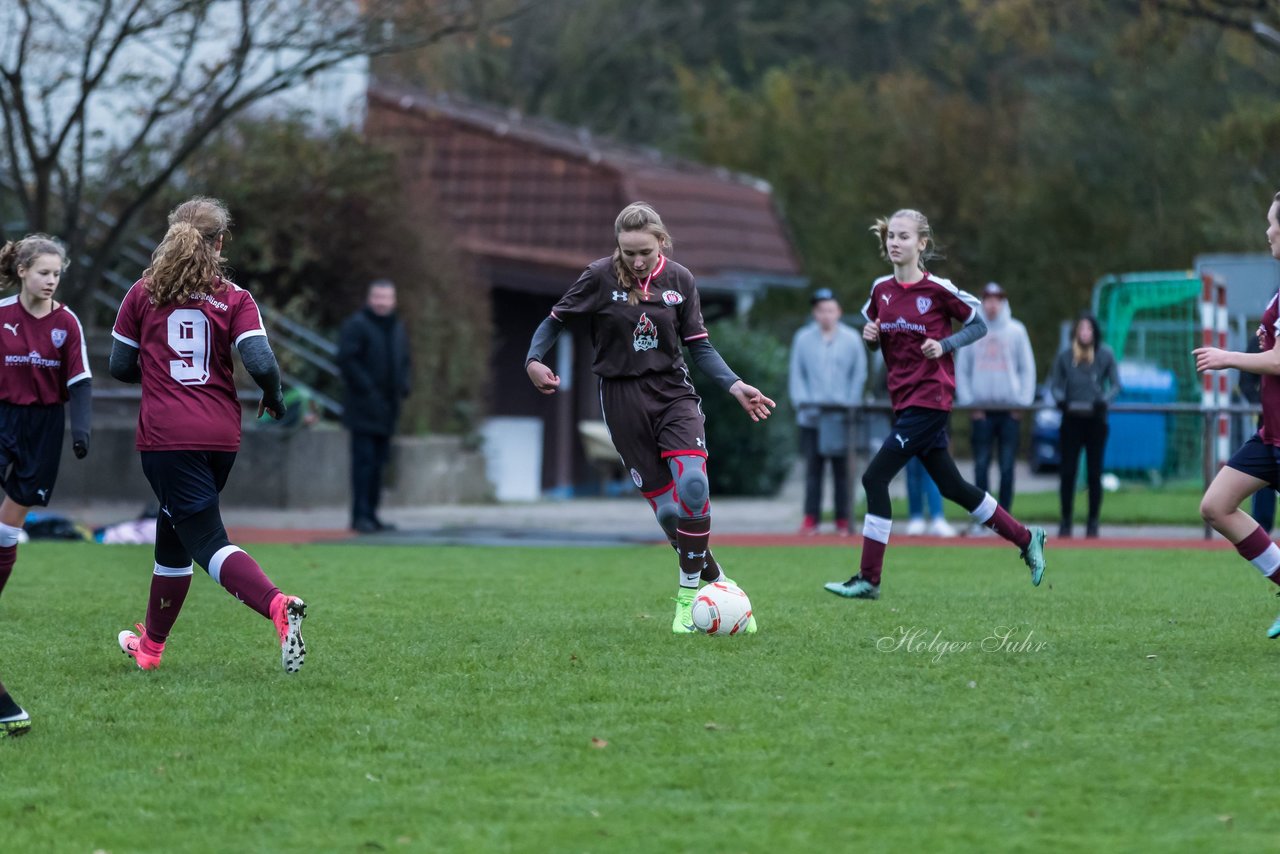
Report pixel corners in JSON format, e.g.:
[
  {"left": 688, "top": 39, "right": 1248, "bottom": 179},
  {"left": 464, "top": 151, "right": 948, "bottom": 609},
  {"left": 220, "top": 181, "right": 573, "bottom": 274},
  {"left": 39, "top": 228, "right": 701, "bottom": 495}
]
[{"left": 1105, "top": 362, "right": 1174, "bottom": 472}]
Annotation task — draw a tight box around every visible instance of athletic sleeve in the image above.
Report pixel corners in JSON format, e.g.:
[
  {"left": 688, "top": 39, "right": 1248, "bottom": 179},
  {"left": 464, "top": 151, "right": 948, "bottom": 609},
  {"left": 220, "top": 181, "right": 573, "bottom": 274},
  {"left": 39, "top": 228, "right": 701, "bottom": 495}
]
[
  {"left": 109, "top": 337, "right": 141, "bottom": 383},
  {"left": 526, "top": 315, "right": 565, "bottom": 366},
  {"left": 60, "top": 307, "right": 91, "bottom": 386},
  {"left": 237, "top": 334, "right": 285, "bottom": 412},
  {"left": 68, "top": 378, "right": 91, "bottom": 448},
  {"left": 939, "top": 315, "right": 987, "bottom": 355},
  {"left": 112, "top": 281, "right": 144, "bottom": 349},
  {"left": 677, "top": 280, "right": 709, "bottom": 343},
  {"left": 550, "top": 265, "right": 602, "bottom": 324},
  {"left": 686, "top": 339, "right": 739, "bottom": 391},
  {"left": 230, "top": 289, "right": 267, "bottom": 347}
]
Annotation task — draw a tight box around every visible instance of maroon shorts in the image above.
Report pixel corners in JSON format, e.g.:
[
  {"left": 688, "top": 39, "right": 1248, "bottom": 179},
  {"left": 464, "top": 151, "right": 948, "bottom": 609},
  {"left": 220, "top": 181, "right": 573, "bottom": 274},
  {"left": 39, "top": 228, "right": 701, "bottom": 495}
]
[{"left": 598, "top": 371, "right": 707, "bottom": 496}]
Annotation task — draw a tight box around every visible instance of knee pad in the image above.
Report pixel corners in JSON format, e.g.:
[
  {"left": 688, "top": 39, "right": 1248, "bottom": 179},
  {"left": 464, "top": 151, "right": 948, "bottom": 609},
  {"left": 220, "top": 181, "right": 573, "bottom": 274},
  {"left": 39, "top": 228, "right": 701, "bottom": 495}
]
[
  {"left": 668, "top": 455, "right": 710, "bottom": 516},
  {"left": 645, "top": 483, "right": 680, "bottom": 542}
]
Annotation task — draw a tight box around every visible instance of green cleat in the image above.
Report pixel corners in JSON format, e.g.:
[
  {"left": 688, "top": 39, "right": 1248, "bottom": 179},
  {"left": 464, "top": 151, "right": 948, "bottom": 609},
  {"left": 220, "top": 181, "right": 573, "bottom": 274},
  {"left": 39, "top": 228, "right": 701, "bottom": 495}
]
[
  {"left": 0, "top": 707, "right": 31, "bottom": 739},
  {"left": 672, "top": 588, "right": 696, "bottom": 634},
  {"left": 1021, "top": 526, "right": 1047, "bottom": 586},
  {"left": 823, "top": 574, "right": 880, "bottom": 599}
]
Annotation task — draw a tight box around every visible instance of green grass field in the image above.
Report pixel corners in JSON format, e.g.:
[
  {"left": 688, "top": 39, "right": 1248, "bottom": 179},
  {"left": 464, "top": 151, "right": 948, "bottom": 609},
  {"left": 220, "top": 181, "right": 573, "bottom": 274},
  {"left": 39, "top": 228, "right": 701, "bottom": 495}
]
[
  {"left": 2, "top": 541, "right": 1277, "bottom": 852},
  {"left": 863, "top": 482, "right": 1209, "bottom": 526}
]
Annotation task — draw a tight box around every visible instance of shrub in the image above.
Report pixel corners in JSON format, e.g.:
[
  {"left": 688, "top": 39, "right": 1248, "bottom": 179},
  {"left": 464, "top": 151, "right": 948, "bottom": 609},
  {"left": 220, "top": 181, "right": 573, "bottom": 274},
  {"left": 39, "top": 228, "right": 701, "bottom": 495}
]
[{"left": 688, "top": 320, "right": 795, "bottom": 496}]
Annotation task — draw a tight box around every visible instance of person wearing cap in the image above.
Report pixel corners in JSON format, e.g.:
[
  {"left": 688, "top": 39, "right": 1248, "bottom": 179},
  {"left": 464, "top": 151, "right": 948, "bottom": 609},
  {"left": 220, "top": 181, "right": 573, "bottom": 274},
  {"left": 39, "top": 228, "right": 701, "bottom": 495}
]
[
  {"left": 789, "top": 288, "right": 868, "bottom": 534},
  {"left": 955, "top": 282, "right": 1036, "bottom": 533}
]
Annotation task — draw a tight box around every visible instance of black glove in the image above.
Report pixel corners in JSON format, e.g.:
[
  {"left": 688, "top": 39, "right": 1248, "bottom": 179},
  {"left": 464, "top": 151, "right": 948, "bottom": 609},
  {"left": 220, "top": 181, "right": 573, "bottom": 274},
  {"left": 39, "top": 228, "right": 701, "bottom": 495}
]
[
  {"left": 260, "top": 389, "right": 287, "bottom": 421},
  {"left": 72, "top": 433, "right": 89, "bottom": 459},
  {"left": 1092, "top": 400, "right": 1107, "bottom": 417},
  {"left": 1056, "top": 400, "right": 1068, "bottom": 414}
]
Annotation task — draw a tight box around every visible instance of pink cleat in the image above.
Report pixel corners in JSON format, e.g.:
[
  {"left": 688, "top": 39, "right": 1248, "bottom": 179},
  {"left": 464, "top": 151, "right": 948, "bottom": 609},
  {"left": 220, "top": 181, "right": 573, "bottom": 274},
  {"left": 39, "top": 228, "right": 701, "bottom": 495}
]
[
  {"left": 118, "top": 623, "right": 163, "bottom": 670},
  {"left": 270, "top": 594, "right": 307, "bottom": 674}
]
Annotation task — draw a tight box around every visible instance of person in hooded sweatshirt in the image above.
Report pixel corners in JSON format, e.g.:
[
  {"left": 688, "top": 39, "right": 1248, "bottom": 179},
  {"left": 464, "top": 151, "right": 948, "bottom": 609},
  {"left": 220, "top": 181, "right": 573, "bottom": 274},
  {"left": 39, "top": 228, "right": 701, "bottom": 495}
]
[{"left": 955, "top": 283, "right": 1036, "bottom": 534}]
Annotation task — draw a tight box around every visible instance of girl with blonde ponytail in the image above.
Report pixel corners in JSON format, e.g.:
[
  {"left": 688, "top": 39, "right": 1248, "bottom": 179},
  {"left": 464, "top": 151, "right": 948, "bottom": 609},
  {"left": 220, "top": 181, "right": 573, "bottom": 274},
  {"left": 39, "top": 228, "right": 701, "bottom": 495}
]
[
  {"left": 824, "top": 208, "right": 1047, "bottom": 601},
  {"left": 109, "top": 197, "right": 308, "bottom": 675},
  {"left": 525, "top": 201, "right": 775, "bottom": 634},
  {"left": 0, "top": 232, "right": 93, "bottom": 738}
]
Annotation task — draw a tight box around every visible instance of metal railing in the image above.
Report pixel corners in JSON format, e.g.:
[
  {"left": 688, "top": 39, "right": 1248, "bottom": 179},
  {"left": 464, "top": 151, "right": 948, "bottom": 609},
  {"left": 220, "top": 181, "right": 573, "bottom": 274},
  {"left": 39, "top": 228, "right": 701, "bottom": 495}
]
[
  {"left": 850, "top": 399, "right": 1263, "bottom": 540},
  {"left": 1, "top": 175, "right": 344, "bottom": 417}
]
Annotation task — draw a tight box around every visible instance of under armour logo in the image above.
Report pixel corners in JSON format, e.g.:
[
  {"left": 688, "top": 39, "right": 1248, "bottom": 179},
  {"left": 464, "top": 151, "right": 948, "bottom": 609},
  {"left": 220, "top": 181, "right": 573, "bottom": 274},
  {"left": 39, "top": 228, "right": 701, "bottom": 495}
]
[
  {"left": 894, "top": 434, "right": 908, "bottom": 448},
  {"left": 612, "top": 290, "right": 628, "bottom": 302},
  {"left": 687, "top": 550, "right": 707, "bottom": 560},
  {"left": 695, "top": 437, "right": 705, "bottom": 448},
  {"left": 881, "top": 294, "right": 891, "bottom": 305},
  {"left": 3, "top": 323, "right": 17, "bottom": 335}
]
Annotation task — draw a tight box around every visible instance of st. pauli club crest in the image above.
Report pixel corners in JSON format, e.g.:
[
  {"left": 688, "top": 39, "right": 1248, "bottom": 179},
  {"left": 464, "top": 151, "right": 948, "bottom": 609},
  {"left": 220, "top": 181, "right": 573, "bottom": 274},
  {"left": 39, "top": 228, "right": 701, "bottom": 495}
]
[{"left": 632, "top": 313, "right": 659, "bottom": 352}]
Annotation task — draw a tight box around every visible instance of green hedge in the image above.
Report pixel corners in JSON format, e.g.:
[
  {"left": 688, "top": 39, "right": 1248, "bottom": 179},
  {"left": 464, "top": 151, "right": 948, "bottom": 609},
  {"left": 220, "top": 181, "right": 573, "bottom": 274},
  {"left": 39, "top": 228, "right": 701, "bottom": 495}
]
[{"left": 688, "top": 321, "right": 796, "bottom": 496}]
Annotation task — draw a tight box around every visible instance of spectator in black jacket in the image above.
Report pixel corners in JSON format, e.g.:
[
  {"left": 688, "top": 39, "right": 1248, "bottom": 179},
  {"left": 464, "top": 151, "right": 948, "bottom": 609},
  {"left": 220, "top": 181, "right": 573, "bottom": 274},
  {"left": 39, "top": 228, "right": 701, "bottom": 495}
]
[
  {"left": 1049, "top": 313, "right": 1120, "bottom": 538},
  {"left": 339, "top": 280, "right": 411, "bottom": 533}
]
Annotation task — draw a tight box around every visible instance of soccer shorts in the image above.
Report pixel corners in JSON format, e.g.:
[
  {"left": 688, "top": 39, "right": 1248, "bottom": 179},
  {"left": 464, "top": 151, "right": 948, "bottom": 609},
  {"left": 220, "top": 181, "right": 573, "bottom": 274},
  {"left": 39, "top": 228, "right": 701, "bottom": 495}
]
[
  {"left": 876, "top": 406, "right": 952, "bottom": 461},
  {"left": 598, "top": 371, "right": 707, "bottom": 493},
  {"left": 0, "top": 401, "right": 65, "bottom": 506},
  {"left": 141, "top": 450, "right": 237, "bottom": 523},
  {"left": 1226, "top": 433, "right": 1280, "bottom": 490}
]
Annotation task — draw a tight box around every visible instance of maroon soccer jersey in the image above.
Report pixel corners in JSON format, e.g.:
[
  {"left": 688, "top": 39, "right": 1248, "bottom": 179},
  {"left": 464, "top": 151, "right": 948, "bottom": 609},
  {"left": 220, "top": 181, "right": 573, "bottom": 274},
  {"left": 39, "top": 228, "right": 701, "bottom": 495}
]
[
  {"left": 861, "top": 273, "right": 979, "bottom": 412},
  {"left": 550, "top": 255, "right": 709, "bottom": 379},
  {"left": 1259, "top": 291, "right": 1280, "bottom": 447},
  {"left": 0, "top": 296, "right": 91, "bottom": 405},
  {"left": 112, "top": 278, "right": 267, "bottom": 451}
]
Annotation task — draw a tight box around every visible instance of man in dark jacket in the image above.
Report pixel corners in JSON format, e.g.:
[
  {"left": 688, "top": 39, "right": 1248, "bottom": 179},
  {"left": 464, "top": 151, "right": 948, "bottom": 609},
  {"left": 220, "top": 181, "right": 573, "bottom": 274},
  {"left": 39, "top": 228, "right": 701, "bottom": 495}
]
[{"left": 339, "top": 280, "right": 412, "bottom": 533}]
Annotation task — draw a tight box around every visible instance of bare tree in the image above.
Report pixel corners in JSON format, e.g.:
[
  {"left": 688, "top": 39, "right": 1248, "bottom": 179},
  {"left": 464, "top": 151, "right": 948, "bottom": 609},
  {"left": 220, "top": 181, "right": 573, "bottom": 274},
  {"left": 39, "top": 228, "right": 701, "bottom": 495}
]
[
  {"left": 0, "top": 0, "right": 520, "bottom": 301},
  {"left": 1125, "top": 0, "right": 1280, "bottom": 50}
]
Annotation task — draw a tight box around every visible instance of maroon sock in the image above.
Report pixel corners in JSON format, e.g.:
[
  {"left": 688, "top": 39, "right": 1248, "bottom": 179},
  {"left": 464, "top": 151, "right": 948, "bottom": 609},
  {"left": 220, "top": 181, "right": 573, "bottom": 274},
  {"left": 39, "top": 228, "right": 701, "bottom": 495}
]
[
  {"left": 1235, "top": 525, "right": 1273, "bottom": 561},
  {"left": 860, "top": 539, "right": 887, "bottom": 586},
  {"left": 986, "top": 505, "right": 1032, "bottom": 550},
  {"left": 701, "top": 550, "right": 723, "bottom": 583},
  {"left": 145, "top": 570, "right": 193, "bottom": 644},
  {"left": 676, "top": 516, "right": 712, "bottom": 579},
  {"left": 0, "top": 544, "right": 14, "bottom": 599},
  {"left": 210, "top": 547, "right": 280, "bottom": 619}
]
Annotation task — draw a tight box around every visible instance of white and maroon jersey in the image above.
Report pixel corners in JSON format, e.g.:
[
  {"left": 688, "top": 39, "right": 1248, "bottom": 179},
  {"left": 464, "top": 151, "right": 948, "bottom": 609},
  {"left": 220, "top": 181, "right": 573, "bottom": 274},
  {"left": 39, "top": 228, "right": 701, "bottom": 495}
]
[
  {"left": 1259, "top": 290, "right": 1280, "bottom": 446},
  {"left": 112, "top": 277, "right": 266, "bottom": 452},
  {"left": 861, "top": 272, "right": 980, "bottom": 412},
  {"left": 550, "top": 255, "right": 709, "bottom": 379},
  {"left": 0, "top": 296, "right": 90, "bottom": 406}
]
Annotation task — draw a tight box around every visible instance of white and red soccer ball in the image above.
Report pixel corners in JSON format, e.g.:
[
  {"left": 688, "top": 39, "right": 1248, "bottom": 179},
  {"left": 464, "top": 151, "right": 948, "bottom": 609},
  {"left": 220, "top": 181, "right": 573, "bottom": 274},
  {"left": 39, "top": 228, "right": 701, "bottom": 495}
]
[{"left": 691, "top": 582, "right": 753, "bottom": 635}]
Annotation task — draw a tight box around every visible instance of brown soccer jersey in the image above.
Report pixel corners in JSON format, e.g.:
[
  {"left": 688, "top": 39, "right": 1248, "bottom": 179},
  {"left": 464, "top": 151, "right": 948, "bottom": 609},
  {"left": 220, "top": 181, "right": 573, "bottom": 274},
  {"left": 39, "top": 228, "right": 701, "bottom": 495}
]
[
  {"left": 551, "top": 255, "right": 709, "bottom": 379},
  {"left": 551, "top": 255, "right": 711, "bottom": 490}
]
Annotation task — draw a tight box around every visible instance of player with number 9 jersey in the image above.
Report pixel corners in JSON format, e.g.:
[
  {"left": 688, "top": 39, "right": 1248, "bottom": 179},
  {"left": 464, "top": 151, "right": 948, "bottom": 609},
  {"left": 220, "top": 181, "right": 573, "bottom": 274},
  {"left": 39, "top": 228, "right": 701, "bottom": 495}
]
[
  {"left": 113, "top": 272, "right": 265, "bottom": 451},
  {"left": 108, "top": 197, "right": 306, "bottom": 676}
]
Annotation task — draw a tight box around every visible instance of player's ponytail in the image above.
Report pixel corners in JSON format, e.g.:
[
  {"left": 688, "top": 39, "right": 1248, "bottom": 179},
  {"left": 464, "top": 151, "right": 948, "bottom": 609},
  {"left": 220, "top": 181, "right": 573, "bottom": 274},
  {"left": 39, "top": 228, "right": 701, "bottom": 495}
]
[
  {"left": 0, "top": 233, "right": 69, "bottom": 290},
  {"left": 612, "top": 201, "right": 672, "bottom": 307},
  {"left": 144, "top": 197, "right": 230, "bottom": 306}
]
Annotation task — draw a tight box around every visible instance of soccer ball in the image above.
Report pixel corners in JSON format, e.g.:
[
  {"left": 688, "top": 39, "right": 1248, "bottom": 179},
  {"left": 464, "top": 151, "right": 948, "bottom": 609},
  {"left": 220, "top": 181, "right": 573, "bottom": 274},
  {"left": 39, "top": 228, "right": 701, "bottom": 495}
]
[{"left": 691, "top": 582, "right": 753, "bottom": 635}]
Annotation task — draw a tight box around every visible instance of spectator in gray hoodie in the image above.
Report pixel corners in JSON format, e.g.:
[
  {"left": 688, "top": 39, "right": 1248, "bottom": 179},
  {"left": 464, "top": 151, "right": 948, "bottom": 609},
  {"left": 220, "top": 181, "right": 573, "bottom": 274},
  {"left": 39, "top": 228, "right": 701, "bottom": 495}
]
[
  {"left": 955, "top": 282, "right": 1036, "bottom": 529},
  {"left": 789, "top": 288, "right": 868, "bottom": 534}
]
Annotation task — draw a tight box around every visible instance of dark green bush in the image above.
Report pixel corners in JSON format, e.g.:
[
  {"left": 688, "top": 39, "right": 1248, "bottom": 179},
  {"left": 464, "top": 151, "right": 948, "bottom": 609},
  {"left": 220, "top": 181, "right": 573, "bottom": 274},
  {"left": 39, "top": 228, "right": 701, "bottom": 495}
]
[{"left": 688, "top": 321, "right": 795, "bottom": 496}]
